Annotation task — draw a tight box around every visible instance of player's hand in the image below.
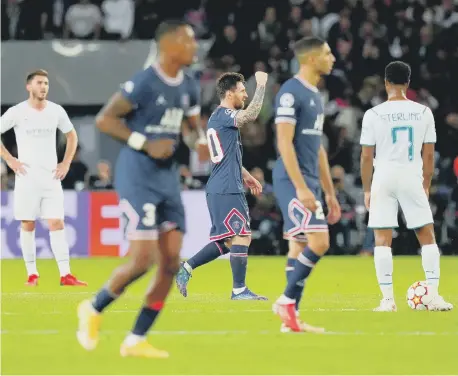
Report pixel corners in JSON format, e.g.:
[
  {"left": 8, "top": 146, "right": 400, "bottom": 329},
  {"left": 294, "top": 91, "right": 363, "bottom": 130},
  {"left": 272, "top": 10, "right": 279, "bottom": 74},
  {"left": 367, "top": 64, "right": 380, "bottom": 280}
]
[
  {"left": 6, "top": 157, "right": 28, "bottom": 176},
  {"left": 364, "top": 192, "right": 371, "bottom": 210},
  {"left": 195, "top": 138, "right": 210, "bottom": 162},
  {"left": 54, "top": 161, "right": 71, "bottom": 180},
  {"left": 243, "top": 174, "right": 263, "bottom": 196},
  {"left": 255, "top": 71, "right": 268, "bottom": 86},
  {"left": 144, "top": 139, "right": 176, "bottom": 159},
  {"left": 325, "top": 194, "right": 341, "bottom": 225},
  {"left": 296, "top": 187, "right": 317, "bottom": 212}
]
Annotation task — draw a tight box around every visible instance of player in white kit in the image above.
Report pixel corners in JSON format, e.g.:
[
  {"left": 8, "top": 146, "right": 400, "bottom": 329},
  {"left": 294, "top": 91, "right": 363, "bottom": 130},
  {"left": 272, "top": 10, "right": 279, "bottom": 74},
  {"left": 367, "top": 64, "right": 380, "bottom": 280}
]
[
  {"left": 360, "top": 61, "right": 452, "bottom": 311},
  {"left": 0, "top": 69, "right": 87, "bottom": 286}
]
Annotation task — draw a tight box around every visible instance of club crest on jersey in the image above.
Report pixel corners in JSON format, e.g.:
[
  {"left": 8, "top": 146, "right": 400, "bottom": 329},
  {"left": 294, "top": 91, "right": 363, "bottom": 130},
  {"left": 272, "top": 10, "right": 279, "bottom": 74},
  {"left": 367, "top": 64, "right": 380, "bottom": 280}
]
[
  {"left": 181, "top": 94, "right": 190, "bottom": 109},
  {"left": 279, "top": 93, "right": 295, "bottom": 107}
]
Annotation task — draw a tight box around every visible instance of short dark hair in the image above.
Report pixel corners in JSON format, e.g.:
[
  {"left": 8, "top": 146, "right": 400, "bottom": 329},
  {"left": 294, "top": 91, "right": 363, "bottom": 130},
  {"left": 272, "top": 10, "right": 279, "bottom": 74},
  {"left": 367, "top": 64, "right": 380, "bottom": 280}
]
[
  {"left": 155, "top": 19, "right": 189, "bottom": 41},
  {"left": 293, "top": 36, "right": 326, "bottom": 56},
  {"left": 385, "top": 61, "right": 411, "bottom": 85},
  {"left": 216, "top": 72, "right": 245, "bottom": 100},
  {"left": 26, "top": 69, "right": 48, "bottom": 82}
]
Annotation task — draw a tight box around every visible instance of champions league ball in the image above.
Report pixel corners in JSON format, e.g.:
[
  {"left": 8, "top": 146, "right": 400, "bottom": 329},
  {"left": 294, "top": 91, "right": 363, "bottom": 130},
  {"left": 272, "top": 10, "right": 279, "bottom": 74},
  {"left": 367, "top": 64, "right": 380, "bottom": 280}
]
[{"left": 406, "top": 281, "right": 434, "bottom": 310}]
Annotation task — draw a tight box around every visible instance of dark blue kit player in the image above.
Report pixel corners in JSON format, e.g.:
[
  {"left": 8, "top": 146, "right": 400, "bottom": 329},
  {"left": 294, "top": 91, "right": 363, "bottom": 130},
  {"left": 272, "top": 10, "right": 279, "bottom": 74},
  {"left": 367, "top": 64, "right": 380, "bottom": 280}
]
[
  {"left": 272, "top": 37, "right": 342, "bottom": 332},
  {"left": 76, "top": 20, "right": 208, "bottom": 358},
  {"left": 176, "top": 72, "right": 269, "bottom": 300}
]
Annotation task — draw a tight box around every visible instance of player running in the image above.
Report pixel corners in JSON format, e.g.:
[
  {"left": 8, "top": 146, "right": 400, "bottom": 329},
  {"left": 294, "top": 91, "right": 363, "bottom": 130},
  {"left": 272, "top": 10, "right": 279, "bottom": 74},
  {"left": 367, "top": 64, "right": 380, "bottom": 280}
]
[
  {"left": 272, "top": 37, "right": 341, "bottom": 332},
  {"left": 176, "top": 72, "right": 268, "bottom": 300},
  {"left": 0, "top": 69, "right": 86, "bottom": 287},
  {"left": 76, "top": 20, "right": 207, "bottom": 358},
  {"left": 360, "top": 61, "right": 453, "bottom": 312}
]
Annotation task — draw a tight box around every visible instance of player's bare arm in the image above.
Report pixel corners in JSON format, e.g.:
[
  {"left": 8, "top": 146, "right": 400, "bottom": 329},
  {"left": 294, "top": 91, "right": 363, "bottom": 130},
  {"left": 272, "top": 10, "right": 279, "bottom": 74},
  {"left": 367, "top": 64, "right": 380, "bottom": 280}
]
[
  {"left": 96, "top": 92, "right": 174, "bottom": 159},
  {"left": 318, "top": 145, "right": 341, "bottom": 224},
  {"left": 276, "top": 122, "right": 317, "bottom": 211},
  {"left": 184, "top": 114, "right": 209, "bottom": 161},
  {"left": 54, "top": 129, "right": 78, "bottom": 180},
  {"left": 1, "top": 142, "right": 27, "bottom": 175},
  {"left": 360, "top": 145, "right": 375, "bottom": 209},
  {"left": 242, "top": 167, "right": 262, "bottom": 196},
  {"left": 422, "top": 143, "right": 435, "bottom": 197},
  {"left": 235, "top": 72, "right": 267, "bottom": 127}
]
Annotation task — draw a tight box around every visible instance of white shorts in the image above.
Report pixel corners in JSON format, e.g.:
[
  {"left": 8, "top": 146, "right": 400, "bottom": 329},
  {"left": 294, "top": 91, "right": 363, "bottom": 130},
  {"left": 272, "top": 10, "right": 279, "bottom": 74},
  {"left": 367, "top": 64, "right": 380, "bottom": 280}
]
[
  {"left": 368, "top": 168, "right": 433, "bottom": 230},
  {"left": 14, "top": 175, "right": 64, "bottom": 220}
]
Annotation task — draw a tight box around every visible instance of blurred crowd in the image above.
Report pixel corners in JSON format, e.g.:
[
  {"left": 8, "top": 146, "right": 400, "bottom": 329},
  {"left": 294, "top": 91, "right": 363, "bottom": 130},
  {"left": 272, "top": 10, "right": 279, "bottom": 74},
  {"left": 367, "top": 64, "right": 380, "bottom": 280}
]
[{"left": 2, "top": 0, "right": 457, "bottom": 254}]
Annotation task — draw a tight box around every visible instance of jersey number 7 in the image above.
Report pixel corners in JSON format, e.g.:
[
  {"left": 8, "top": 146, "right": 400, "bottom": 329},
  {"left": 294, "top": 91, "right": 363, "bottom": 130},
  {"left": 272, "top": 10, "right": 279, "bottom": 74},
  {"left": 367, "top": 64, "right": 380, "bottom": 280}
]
[{"left": 391, "top": 126, "right": 413, "bottom": 161}]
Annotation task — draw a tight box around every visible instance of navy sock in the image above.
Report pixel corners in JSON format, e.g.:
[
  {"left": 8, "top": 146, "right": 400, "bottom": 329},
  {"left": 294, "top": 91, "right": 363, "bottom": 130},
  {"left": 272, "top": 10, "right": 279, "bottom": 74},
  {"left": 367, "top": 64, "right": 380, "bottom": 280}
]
[
  {"left": 92, "top": 271, "right": 147, "bottom": 313},
  {"left": 92, "top": 287, "right": 117, "bottom": 313},
  {"left": 187, "top": 241, "right": 229, "bottom": 269},
  {"left": 285, "top": 258, "right": 304, "bottom": 311},
  {"left": 132, "top": 302, "right": 164, "bottom": 336},
  {"left": 284, "top": 247, "right": 321, "bottom": 299},
  {"left": 230, "top": 244, "right": 248, "bottom": 289}
]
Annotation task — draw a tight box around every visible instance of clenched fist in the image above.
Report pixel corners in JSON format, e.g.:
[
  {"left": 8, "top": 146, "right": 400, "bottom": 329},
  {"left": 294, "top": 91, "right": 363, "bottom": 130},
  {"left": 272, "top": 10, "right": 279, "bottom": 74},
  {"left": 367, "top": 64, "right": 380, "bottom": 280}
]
[{"left": 255, "top": 71, "right": 268, "bottom": 86}]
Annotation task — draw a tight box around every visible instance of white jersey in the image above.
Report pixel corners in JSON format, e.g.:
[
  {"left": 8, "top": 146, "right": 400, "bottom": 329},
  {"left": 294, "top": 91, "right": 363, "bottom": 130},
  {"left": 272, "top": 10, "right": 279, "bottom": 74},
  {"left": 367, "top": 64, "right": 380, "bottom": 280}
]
[
  {"left": 1, "top": 100, "right": 74, "bottom": 175},
  {"left": 360, "top": 100, "right": 435, "bottom": 229},
  {"left": 360, "top": 100, "right": 436, "bottom": 174}
]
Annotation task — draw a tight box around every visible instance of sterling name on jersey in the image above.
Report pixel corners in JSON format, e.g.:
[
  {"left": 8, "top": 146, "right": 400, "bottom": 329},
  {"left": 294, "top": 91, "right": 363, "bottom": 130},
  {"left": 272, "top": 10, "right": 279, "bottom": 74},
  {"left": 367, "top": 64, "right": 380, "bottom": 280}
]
[
  {"left": 360, "top": 100, "right": 436, "bottom": 173},
  {"left": 273, "top": 76, "right": 324, "bottom": 190},
  {"left": 205, "top": 107, "right": 244, "bottom": 194}
]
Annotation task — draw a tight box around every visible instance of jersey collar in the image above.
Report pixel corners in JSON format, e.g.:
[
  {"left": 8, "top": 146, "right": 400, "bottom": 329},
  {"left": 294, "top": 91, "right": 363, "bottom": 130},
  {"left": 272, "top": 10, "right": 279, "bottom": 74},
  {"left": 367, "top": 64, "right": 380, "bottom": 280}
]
[
  {"left": 152, "top": 63, "right": 184, "bottom": 86},
  {"left": 294, "top": 75, "right": 319, "bottom": 93}
]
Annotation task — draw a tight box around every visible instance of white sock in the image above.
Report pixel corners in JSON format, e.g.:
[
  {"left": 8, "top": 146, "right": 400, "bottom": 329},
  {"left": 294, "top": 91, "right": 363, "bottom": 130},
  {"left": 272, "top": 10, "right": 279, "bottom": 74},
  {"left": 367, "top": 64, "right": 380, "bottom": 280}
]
[
  {"left": 124, "top": 333, "right": 145, "bottom": 346},
  {"left": 20, "top": 229, "right": 38, "bottom": 276},
  {"left": 49, "top": 229, "right": 71, "bottom": 277},
  {"left": 374, "top": 246, "right": 394, "bottom": 299},
  {"left": 421, "top": 244, "right": 440, "bottom": 289},
  {"left": 183, "top": 262, "right": 193, "bottom": 274},
  {"left": 232, "top": 287, "right": 246, "bottom": 294}
]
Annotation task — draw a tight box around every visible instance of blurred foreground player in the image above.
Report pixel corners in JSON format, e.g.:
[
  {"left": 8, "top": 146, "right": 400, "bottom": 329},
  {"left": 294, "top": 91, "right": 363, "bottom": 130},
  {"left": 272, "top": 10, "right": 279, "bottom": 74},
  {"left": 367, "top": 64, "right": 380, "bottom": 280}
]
[
  {"left": 360, "top": 61, "right": 453, "bottom": 312},
  {"left": 176, "top": 72, "right": 268, "bottom": 300},
  {"left": 77, "top": 20, "right": 207, "bottom": 358},
  {"left": 0, "top": 69, "right": 86, "bottom": 287},
  {"left": 272, "top": 37, "right": 341, "bottom": 332}
]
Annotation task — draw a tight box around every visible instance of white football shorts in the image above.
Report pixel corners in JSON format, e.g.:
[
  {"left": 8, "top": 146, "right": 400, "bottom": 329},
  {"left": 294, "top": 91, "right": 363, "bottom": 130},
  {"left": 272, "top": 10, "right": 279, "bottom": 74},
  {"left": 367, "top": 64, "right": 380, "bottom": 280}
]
[{"left": 368, "top": 167, "right": 433, "bottom": 230}]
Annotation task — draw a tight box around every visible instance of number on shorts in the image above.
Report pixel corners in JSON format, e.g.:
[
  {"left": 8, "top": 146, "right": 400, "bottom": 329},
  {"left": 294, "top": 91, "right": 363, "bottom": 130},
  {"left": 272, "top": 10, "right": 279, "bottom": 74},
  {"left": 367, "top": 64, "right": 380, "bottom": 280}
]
[
  {"left": 391, "top": 125, "right": 413, "bottom": 161},
  {"left": 206, "top": 128, "right": 224, "bottom": 163},
  {"left": 315, "top": 201, "right": 325, "bottom": 220},
  {"left": 142, "top": 203, "right": 156, "bottom": 227}
]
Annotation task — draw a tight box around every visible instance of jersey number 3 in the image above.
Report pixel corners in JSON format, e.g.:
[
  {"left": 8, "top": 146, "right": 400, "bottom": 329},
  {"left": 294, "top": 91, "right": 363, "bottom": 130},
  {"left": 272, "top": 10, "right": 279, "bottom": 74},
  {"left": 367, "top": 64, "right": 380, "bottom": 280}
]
[
  {"left": 391, "top": 126, "right": 413, "bottom": 161},
  {"left": 206, "top": 128, "right": 224, "bottom": 163}
]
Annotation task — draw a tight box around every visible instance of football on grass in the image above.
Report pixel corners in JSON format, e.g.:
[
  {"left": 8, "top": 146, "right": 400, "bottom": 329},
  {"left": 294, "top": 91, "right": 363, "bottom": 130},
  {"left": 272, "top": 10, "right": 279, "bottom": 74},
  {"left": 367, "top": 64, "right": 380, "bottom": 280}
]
[{"left": 407, "top": 281, "right": 434, "bottom": 310}]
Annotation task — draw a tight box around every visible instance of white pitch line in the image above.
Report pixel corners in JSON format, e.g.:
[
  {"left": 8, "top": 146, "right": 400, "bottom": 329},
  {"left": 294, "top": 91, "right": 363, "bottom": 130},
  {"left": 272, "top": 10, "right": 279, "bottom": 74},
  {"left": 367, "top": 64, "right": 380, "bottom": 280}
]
[
  {"left": 2, "top": 308, "right": 369, "bottom": 316},
  {"left": 1, "top": 329, "right": 457, "bottom": 336}
]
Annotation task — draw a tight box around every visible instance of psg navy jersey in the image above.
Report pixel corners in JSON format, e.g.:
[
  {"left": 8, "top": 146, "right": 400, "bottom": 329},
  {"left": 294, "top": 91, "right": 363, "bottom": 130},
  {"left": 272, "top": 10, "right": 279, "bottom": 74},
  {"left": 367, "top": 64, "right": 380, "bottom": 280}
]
[
  {"left": 205, "top": 107, "right": 244, "bottom": 194},
  {"left": 273, "top": 76, "right": 324, "bottom": 191}
]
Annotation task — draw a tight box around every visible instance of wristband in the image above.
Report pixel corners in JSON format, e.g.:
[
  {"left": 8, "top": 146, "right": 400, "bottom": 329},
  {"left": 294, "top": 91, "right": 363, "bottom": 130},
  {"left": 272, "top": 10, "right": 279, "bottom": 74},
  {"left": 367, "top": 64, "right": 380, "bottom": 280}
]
[{"left": 127, "top": 132, "right": 147, "bottom": 151}]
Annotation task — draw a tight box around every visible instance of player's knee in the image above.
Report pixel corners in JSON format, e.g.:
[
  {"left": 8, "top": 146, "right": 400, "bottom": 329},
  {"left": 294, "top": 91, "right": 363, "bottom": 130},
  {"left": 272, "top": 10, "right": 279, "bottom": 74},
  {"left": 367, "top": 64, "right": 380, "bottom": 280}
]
[
  {"left": 374, "top": 230, "right": 392, "bottom": 247},
  {"left": 232, "top": 235, "right": 251, "bottom": 246},
  {"left": 48, "top": 219, "right": 64, "bottom": 231},
  {"left": 288, "top": 240, "right": 306, "bottom": 258},
  {"left": 129, "top": 243, "right": 156, "bottom": 273},
  {"left": 308, "top": 234, "right": 330, "bottom": 255},
  {"left": 160, "top": 252, "right": 181, "bottom": 276},
  {"left": 415, "top": 223, "right": 436, "bottom": 246},
  {"left": 21, "top": 221, "right": 36, "bottom": 232}
]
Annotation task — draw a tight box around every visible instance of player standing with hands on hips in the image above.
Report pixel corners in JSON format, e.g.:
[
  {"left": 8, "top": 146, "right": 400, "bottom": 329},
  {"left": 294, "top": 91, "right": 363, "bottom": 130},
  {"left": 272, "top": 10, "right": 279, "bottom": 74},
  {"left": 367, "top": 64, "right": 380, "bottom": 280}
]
[
  {"left": 0, "top": 69, "right": 87, "bottom": 286},
  {"left": 176, "top": 71, "right": 268, "bottom": 300},
  {"left": 360, "top": 61, "right": 453, "bottom": 312}
]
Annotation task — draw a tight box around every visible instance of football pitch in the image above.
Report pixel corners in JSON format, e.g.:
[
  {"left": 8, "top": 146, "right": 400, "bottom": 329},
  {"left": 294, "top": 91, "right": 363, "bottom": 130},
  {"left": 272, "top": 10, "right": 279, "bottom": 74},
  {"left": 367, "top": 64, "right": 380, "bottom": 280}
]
[{"left": 1, "top": 256, "right": 457, "bottom": 375}]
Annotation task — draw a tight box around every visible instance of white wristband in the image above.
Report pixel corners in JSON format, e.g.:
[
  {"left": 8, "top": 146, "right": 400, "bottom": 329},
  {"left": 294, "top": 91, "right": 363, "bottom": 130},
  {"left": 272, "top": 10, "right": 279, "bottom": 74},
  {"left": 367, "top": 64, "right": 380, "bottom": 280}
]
[{"left": 127, "top": 132, "right": 147, "bottom": 151}]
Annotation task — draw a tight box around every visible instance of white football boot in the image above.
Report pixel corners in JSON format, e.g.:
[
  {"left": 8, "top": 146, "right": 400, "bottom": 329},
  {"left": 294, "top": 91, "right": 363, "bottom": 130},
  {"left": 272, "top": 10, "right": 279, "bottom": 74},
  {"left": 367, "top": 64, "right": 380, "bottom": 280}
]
[
  {"left": 373, "top": 298, "right": 397, "bottom": 312},
  {"left": 428, "top": 295, "right": 453, "bottom": 311}
]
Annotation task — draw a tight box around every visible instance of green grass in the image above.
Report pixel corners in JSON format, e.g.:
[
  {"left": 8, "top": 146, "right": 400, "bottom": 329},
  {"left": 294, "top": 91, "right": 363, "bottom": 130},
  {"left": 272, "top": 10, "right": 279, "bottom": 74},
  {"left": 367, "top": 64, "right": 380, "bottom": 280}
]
[{"left": 1, "top": 256, "right": 457, "bottom": 375}]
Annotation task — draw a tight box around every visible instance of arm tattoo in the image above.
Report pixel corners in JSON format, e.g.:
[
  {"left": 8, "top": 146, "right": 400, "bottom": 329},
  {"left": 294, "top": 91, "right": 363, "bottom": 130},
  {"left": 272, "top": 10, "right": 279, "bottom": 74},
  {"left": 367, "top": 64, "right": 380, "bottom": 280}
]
[{"left": 235, "top": 85, "right": 266, "bottom": 127}]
